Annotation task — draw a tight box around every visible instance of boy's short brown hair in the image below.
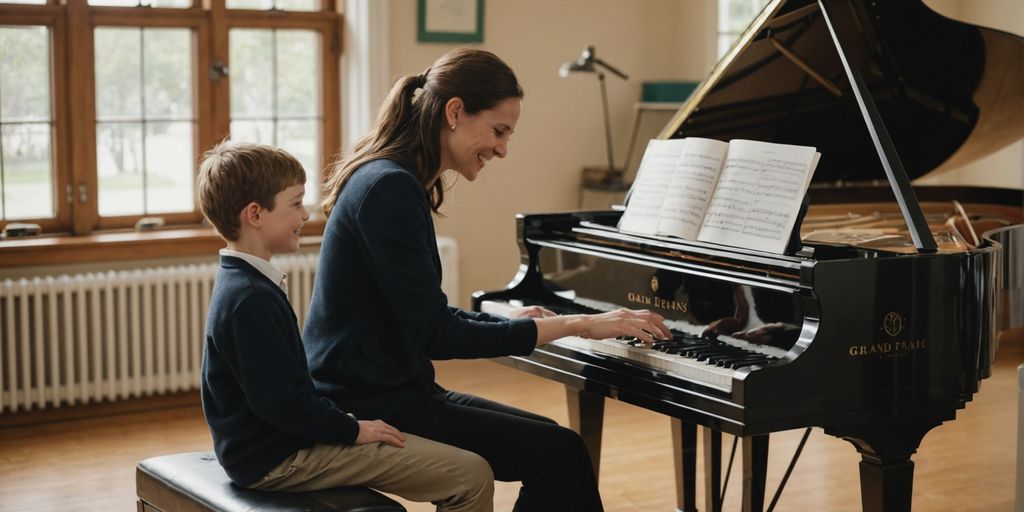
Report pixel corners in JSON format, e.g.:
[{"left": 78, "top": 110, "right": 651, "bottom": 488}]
[{"left": 197, "top": 141, "right": 306, "bottom": 241}]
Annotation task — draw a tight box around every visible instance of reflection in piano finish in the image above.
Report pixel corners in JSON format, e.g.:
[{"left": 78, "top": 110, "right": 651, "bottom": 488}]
[{"left": 474, "top": 0, "right": 1023, "bottom": 511}]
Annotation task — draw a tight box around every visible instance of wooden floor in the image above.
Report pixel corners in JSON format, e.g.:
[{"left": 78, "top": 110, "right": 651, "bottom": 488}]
[{"left": 1, "top": 341, "right": 1020, "bottom": 511}]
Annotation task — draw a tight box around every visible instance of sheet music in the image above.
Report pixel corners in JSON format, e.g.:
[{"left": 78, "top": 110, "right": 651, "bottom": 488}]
[
  {"left": 617, "top": 139, "right": 681, "bottom": 234},
  {"left": 656, "top": 137, "right": 729, "bottom": 239},
  {"left": 697, "top": 139, "right": 819, "bottom": 253}
]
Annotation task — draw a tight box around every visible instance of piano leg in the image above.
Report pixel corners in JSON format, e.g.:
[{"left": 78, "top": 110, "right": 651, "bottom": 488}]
[
  {"left": 565, "top": 386, "right": 605, "bottom": 481},
  {"left": 858, "top": 452, "right": 914, "bottom": 512},
  {"left": 671, "top": 419, "right": 698, "bottom": 512},
  {"left": 827, "top": 413, "right": 949, "bottom": 512},
  {"left": 742, "top": 435, "right": 769, "bottom": 512},
  {"left": 703, "top": 427, "right": 723, "bottom": 512}
]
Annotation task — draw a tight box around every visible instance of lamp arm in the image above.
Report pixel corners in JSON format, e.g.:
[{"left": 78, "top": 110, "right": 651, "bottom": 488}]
[
  {"left": 598, "top": 73, "right": 617, "bottom": 174},
  {"left": 593, "top": 57, "right": 628, "bottom": 80}
]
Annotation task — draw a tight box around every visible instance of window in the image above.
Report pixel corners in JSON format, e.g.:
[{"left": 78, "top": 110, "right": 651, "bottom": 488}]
[
  {"left": 718, "top": 0, "right": 771, "bottom": 59},
  {"left": 0, "top": 0, "right": 340, "bottom": 235},
  {"left": 0, "top": 25, "right": 54, "bottom": 222},
  {"left": 229, "top": 28, "right": 322, "bottom": 203},
  {"left": 95, "top": 27, "right": 195, "bottom": 217}
]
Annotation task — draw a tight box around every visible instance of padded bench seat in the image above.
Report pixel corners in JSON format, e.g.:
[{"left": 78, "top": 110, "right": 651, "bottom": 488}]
[{"left": 136, "top": 451, "right": 406, "bottom": 512}]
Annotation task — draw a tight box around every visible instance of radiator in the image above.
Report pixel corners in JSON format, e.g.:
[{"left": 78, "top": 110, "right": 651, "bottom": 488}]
[{"left": 0, "top": 238, "right": 459, "bottom": 414}]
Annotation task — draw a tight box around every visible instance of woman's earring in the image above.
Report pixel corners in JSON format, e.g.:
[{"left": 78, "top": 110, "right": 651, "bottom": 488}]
[{"left": 450, "top": 124, "right": 455, "bottom": 131}]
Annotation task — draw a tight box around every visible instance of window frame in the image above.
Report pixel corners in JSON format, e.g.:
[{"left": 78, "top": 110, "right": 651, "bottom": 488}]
[
  {"left": 0, "top": 2, "right": 71, "bottom": 234},
  {"left": 86, "top": 5, "right": 210, "bottom": 231},
  {"left": 217, "top": 5, "right": 340, "bottom": 213},
  {"left": 0, "top": 0, "right": 341, "bottom": 237}
]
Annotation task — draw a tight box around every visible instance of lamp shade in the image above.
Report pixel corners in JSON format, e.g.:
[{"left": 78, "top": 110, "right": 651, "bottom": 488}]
[{"left": 558, "top": 45, "right": 627, "bottom": 80}]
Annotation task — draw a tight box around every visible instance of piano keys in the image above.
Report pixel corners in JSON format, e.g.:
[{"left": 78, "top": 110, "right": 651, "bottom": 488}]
[{"left": 481, "top": 296, "right": 786, "bottom": 392}]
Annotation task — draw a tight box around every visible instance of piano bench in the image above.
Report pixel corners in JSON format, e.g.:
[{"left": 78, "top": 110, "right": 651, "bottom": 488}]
[{"left": 135, "top": 452, "right": 406, "bottom": 512}]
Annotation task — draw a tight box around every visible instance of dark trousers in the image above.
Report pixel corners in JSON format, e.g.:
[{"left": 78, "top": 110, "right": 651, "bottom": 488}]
[{"left": 389, "top": 390, "right": 603, "bottom": 512}]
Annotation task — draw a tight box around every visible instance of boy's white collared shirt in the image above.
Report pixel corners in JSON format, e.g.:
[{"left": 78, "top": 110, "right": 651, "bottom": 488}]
[{"left": 220, "top": 248, "right": 288, "bottom": 297}]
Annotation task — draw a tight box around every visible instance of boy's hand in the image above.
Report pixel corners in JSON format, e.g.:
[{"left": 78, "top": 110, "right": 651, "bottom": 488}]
[{"left": 355, "top": 420, "right": 406, "bottom": 448}]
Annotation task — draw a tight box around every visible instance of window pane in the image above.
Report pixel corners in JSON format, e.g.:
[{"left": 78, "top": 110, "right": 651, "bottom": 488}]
[
  {"left": 1, "top": 26, "right": 54, "bottom": 221},
  {"left": 230, "top": 28, "right": 321, "bottom": 205},
  {"left": 145, "top": 122, "right": 193, "bottom": 214},
  {"left": 95, "top": 28, "right": 142, "bottom": 120},
  {"left": 718, "top": 34, "right": 737, "bottom": 59},
  {"left": 725, "top": 0, "right": 759, "bottom": 33},
  {"left": 717, "top": 0, "right": 770, "bottom": 57},
  {"left": 143, "top": 29, "right": 192, "bottom": 119},
  {"left": 97, "top": 122, "right": 144, "bottom": 216},
  {"left": 274, "top": 0, "right": 317, "bottom": 11},
  {"left": 226, "top": 0, "right": 317, "bottom": 11},
  {"left": 277, "top": 120, "right": 318, "bottom": 201},
  {"left": 0, "top": 0, "right": 47, "bottom": 4},
  {"left": 88, "top": 0, "right": 191, "bottom": 7},
  {"left": 1, "top": 124, "right": 53, "bottom": 220},
  {"left": 226, "top": 0, "right": 272, "bottom": 9},
  {"left": 0, "top": 26, "right": 50, "bottom": 123},
  {"left": 96, "top": 27, "right": 195, "bottom": 217},
  {"left": 276, "top": 30, "right": 318, "bottom": 117},
  {"left": 230, "top": 119, "right": 274, "bottom": 145},
  {"left": 229, "top": 29, "right": 274, "bottom": 118}
]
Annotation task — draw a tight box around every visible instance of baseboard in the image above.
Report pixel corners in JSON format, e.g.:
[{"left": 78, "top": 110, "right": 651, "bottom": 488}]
[{"left": 0, "top": 391, "right": 201, "bottom": 429}]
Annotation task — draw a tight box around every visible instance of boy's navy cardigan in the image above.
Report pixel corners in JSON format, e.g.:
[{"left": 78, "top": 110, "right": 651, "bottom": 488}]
[
  {"left": 201, "top": 255, "right": 359, "bottom": 486},
  {"left": 303, "top": 160, "right": 538, "bottom": 421}
]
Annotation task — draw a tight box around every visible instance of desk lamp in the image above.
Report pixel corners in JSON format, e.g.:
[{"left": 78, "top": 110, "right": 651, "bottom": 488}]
[{"left": 559, "top": 45, "right": 629, "bottom": 185}]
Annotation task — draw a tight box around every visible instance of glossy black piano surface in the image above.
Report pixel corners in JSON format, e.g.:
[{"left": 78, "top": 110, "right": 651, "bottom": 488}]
[{"left": 473, "top": 1, "right": 1023, "bottom": 511}]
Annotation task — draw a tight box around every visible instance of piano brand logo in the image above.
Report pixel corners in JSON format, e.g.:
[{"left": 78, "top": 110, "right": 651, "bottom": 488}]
[
  {"left": 627, "top": 277, "right": 687, "bottom": 313},
  {"left": 882, "top": 312, "right": 904, "bottom": 337},
  {"left": 848, "top": 339, "right": 927, "bottom": 358},
  {"left": 848, "top": 312, "right": 927, "bottom": 358}
]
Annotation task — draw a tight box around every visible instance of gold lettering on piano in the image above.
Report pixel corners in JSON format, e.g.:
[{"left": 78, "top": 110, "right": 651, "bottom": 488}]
[
  {"left": 626, "top": 292, "right": 688, "bottom": 313},
  {"left": 847, "top": 339, "right": 927, "bottom": 358},
  {"left": 650, "top": 276, "right": 659, "bottom": 293}
]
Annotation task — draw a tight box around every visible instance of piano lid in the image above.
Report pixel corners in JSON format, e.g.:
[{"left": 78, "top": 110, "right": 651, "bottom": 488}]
[{"left": 661, "top": 0, "right": 1024, "bottom": 184}]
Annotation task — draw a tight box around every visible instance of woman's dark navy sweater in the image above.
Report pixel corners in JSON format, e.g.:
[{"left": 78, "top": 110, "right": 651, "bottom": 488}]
[{"left": 302, "top": 159, "right": 537, "bottom": 421}]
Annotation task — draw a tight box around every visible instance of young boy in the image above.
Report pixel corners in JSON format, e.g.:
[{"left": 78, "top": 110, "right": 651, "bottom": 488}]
[{"left": 197, "top": 141, "right": 494, "bottom": 512}]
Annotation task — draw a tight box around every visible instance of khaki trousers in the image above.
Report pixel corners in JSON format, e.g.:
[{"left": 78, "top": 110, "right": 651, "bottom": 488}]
[{"left": 248, "top": 433, "right": 494, "bottom": 512}]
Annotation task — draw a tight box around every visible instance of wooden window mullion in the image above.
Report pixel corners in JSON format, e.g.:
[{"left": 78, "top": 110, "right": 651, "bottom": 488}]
[
  {"left": 66, "top": 0, "right": 99, "bottom": 235},
  {"left": 51, "top": 9, "right": 72, "bottom": 233},
  {"left": 194, "top": 16, "right": 214, "bottom": 213},
  {"left": 209, "top": 0, "right": 230, "bottom": 143},
  {"left": 320, "top": 16, "right": 340, "bottom": 173}
]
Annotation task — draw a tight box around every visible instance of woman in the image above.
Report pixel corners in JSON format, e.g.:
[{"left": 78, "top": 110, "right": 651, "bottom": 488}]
[{"left": 303, "top": 48, "right": 670, "bottom": 511}]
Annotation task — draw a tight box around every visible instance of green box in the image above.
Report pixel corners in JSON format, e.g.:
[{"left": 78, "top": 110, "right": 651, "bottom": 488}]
[{"left": 641, "top": 81, "right": 698, "bottom": 103}]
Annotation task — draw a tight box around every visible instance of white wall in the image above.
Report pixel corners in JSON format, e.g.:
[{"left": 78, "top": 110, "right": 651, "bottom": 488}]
[{"left": 385, "top": 0, "right": 713, "bottom": 304}]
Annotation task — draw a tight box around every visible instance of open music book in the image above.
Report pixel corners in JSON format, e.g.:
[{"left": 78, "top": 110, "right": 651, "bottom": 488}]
[{"left": 618, "top": 138, "right": 821, "bottom": 254}]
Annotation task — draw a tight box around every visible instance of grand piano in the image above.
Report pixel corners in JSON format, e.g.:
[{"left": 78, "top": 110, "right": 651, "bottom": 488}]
[{"left": 472, "top": 1, "right": 1024, "bottom": 511}]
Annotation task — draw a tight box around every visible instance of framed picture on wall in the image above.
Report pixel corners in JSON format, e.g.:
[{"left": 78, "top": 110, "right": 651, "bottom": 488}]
[{"left": 417, "top": 0, "right": 484, "bottom": 43}]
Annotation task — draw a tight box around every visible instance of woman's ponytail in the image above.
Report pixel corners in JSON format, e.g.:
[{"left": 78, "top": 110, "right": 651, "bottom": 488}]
[{"left": 322, "top": 73, "right": 423, "bottom": 215}]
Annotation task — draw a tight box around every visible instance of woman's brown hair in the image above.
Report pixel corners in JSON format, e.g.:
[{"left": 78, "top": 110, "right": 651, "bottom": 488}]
[{"left": 322, "top": 48, "right": 523, "bottom": 216}]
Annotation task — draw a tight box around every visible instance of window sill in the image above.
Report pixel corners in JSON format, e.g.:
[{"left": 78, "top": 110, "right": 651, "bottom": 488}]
[{"left": 0, "top": 221, "right": 324, "bottom": 268}]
